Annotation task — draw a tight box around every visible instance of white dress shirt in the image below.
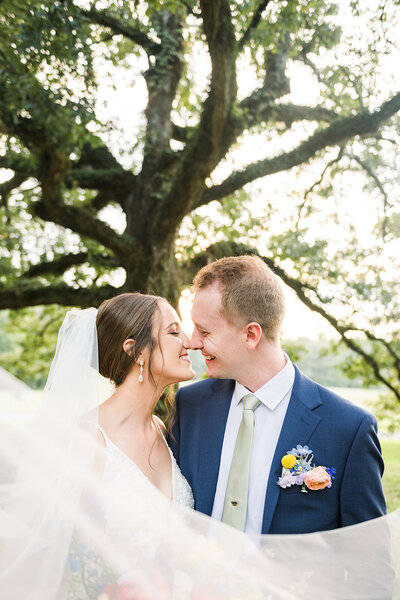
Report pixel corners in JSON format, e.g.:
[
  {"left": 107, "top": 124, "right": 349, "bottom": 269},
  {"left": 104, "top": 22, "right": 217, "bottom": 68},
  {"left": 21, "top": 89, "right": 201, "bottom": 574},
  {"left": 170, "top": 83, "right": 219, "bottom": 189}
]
[{"left": 211, "top": 355, "right": 295, "bottom": 534}]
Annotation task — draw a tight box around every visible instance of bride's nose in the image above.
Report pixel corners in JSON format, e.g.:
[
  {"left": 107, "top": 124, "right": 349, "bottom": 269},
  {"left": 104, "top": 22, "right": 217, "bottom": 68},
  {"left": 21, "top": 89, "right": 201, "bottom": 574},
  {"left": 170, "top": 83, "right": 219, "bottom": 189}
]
[{"left": 182, "top": 332, "right": 191, "bottom": 347}]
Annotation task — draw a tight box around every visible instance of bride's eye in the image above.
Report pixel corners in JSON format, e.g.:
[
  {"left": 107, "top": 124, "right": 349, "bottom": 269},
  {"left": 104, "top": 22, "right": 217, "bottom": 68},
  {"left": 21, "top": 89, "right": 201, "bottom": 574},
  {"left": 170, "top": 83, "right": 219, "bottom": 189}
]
[{"left": 169, "top": 330, "right": 180, "bottom": 336}]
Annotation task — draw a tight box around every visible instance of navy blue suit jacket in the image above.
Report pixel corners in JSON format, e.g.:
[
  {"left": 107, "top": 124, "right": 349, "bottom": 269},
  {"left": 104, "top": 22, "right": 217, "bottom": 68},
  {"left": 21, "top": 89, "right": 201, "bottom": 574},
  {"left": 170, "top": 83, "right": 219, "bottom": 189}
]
[{"left": 170, "top": 366, "right": 386, "bottom": 534}]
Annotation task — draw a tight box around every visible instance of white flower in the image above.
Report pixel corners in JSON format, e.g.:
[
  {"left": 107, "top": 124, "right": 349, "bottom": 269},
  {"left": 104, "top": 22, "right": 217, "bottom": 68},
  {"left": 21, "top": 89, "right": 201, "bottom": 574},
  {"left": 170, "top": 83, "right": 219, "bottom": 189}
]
[{"left": 277, "top": 472, "right": 298, "bottom": 488}]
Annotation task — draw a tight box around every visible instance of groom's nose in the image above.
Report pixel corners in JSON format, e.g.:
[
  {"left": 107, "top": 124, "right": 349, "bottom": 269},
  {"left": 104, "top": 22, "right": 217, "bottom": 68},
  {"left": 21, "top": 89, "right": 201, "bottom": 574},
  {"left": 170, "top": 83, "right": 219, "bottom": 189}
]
[{"left": 189, "top": 329, "right": 203, "bottom": 350}]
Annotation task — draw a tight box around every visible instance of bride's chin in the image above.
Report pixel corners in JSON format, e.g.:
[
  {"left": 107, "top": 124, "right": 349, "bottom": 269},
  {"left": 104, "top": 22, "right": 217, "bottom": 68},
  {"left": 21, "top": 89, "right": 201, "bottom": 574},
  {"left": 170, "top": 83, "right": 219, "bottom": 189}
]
[
  {"left": 166, "top": 371, "right": 195, "bottom": 387},
  {"left": 181, "top": 369, "right": 196, "bottom": 383}
]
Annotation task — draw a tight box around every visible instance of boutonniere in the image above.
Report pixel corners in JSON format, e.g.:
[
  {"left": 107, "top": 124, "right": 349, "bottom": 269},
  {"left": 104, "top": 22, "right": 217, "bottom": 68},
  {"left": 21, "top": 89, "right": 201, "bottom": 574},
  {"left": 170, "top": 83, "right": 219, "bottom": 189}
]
[{"left": 277, "top": 445, "right": 336, "bottom": 492}]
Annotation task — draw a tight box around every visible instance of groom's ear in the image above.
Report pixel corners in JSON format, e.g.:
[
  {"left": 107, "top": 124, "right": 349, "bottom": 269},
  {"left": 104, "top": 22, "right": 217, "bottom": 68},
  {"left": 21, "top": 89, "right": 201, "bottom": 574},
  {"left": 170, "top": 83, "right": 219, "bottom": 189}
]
[
  {"left": 122, "top": 338, "right": 136, "bottom": 357},
  {"left": 243, "top": 322, "right": 262, "bottom": 349}
]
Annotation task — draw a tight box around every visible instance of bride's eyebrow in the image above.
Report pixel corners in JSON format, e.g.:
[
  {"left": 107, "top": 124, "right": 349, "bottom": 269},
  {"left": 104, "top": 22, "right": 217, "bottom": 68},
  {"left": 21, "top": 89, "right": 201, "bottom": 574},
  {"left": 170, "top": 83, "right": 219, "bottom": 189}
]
[{"left": 165, "top": 321, "right": 180, "bottom": 330}]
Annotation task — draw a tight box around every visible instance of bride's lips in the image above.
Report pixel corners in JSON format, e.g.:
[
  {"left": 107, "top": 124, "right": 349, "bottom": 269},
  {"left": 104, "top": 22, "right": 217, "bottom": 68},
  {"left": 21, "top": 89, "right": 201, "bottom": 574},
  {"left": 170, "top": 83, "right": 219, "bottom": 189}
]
[{"left": 179, "top": 353, "right": 192, "bottom": 364}]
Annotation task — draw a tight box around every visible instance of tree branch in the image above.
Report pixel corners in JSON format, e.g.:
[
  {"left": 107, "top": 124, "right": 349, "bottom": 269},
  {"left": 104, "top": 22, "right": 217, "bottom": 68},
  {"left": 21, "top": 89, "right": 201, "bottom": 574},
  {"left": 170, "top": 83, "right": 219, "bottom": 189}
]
[
  {"left": 0, "top": 173, "right": 27, "bottom": 207},
  {"left": 158, "top": 0, "right": 237, "bottom": 235},
  {"left": 296, "top": 147, "right": 344, "bottom": 225},
  {"left": 31, "top": 200, "right": 135, "bottom": 259},
  {"left": 80, "top": 7, "right": 160, "bottom": 55},
  {"left": 170, "top": 103, "right": 336, "bottom": 143},
  {"left": 82, "top": 190, "right": 118, "bottom": 212},
  {"left": 0, "top": 154, "right": 36, "bottom": 177},
  {"left": 68, "top": 167, "right": 134, "bottom": 192},
  {"left": 238, "top": 0, "right": 272, "bottom": 49},
  {"left": 171, "top": 122, "right": 191, "bottom": 143},
  {"left": 361, "top": 329, "right": 400, "bottom": 379},
  {"left": 23, "top": 252, "right": 119, "bottom": 279},
  {"left": 240, "top": 93, "right": 337, "bottom": 130},
  {"left": 198, "top": 91, "right": 400, "bottom": 206},
  {"left": 140, "top": 10, "right": 184, "bottom": 182},
  {"left": 264, "top": 35, "right": 291, "bottom": 96},
  {"left": 32, "top": 146, "right": 136, "bottom": 260},
  {"left": 347, "top": 153, "right": 390, "bottom": 239},
  {"left": 0, "top": 283, "right": 120, "bottom": 310}
]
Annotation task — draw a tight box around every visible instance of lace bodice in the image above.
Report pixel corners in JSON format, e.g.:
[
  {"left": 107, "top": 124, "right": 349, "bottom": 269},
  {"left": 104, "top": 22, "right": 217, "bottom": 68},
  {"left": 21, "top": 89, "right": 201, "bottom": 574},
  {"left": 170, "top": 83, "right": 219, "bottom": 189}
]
[
  {"left": 97, "top": 422, "right": 194, "bottom": 510},
  {"left": 65, "top": 423, "right": 193, "bottom": 599}
]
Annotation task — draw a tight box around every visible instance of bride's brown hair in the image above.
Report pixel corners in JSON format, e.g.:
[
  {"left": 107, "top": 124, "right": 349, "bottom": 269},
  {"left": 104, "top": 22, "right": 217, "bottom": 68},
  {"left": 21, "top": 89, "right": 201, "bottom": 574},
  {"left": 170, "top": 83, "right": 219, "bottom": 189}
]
[
  {"left": 96, "top": 292, "right": 161, "bottom": 387},
  {"left": 96, "top": 292, "right": 176, "bottom": 427}
]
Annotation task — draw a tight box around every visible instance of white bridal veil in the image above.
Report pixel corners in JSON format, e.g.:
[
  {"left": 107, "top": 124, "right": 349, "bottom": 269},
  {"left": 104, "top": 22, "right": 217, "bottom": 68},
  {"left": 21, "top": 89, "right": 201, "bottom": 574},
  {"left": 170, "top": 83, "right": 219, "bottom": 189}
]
[{"left": 0, "top": 308, "right": 399, "bottom": 599}]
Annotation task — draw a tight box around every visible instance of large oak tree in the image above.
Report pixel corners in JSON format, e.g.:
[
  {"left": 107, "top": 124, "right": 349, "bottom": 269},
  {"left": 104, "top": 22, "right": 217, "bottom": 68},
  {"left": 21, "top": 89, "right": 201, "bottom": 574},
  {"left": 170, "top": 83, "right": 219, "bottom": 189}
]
[{"left": 0, "top": 0, "right": 399, "bottom": 400}]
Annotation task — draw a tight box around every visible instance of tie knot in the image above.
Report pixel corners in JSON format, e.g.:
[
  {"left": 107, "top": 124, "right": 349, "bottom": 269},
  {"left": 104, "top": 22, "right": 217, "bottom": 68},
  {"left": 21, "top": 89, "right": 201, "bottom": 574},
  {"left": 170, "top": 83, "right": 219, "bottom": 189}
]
[{"left": 242, "top": 393, "right": 260, "bottom": 412}]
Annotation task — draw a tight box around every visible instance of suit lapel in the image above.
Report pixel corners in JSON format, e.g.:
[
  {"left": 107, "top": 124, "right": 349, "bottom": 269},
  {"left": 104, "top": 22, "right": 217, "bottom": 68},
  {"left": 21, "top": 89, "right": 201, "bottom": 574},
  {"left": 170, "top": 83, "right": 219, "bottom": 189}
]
[
  {"left": 261, "top": 366, "right": 322, "bottom": 533},
  {"left": 195, "top": 379, "right": 234, "bottom": 515}
]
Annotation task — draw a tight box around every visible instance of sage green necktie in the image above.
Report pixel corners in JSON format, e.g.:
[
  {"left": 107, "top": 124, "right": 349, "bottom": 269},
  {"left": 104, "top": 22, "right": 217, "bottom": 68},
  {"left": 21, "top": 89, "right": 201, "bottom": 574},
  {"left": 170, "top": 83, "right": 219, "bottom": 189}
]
[{"left": 221, "top": 393, "right": 261, "bottom": 531}]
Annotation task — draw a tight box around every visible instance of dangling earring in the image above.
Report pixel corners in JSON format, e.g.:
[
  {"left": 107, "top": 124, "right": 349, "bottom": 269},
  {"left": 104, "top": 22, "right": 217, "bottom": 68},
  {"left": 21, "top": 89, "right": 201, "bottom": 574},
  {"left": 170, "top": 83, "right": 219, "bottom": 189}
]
[{"left": 138, "top": 359, "right": 144, "bottom": 383}]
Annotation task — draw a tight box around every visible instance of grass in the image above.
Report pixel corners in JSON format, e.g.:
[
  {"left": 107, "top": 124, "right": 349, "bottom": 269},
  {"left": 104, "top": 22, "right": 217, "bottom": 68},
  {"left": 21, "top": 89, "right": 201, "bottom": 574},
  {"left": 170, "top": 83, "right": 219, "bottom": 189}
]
[{"left": 382, "top": 439, "right": 400, "bottom": 513}]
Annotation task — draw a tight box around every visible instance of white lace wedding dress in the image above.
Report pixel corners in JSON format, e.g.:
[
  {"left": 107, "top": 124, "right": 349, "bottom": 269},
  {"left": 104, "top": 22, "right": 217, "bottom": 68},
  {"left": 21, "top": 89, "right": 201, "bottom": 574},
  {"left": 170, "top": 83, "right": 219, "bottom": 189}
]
[{"left": 65, "top": 424, "right": 194, "bottom": 600}]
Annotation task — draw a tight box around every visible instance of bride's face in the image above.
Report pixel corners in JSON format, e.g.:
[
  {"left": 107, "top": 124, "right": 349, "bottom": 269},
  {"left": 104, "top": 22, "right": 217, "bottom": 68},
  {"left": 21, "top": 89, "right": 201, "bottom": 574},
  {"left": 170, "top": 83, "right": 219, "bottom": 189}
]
[{"left": 148, "top": 301, "right": 195, "bottom": 388}]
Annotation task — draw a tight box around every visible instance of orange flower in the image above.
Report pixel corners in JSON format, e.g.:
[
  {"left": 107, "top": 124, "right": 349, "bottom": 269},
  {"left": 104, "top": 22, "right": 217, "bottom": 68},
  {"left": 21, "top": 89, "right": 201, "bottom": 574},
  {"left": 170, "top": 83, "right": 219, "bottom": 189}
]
[{"left": 303, "top": 466, "right": 331, "bottom": 491}]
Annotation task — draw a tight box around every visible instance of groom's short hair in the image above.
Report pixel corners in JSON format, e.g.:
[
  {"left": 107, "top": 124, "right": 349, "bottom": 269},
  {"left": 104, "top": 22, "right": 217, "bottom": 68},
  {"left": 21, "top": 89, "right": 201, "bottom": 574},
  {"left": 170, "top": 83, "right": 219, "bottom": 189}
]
[{"left": 192, "top": 255, "right": 285, "bottom": 341}]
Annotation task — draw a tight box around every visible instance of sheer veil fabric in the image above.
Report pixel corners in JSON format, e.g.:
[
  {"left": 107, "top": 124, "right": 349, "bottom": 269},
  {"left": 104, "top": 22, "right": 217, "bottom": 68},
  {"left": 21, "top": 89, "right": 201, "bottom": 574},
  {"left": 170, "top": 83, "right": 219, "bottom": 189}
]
[{"left": 0, "top": 308, "right": 399, "bottom": 599}]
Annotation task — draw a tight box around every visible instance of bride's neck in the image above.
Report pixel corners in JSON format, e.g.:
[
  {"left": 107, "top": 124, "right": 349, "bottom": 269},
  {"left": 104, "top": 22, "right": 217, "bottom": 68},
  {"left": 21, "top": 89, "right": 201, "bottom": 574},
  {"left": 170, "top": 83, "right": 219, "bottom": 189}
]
[{"left": 100, "top": 374, "right": 159, "bottom": 433}]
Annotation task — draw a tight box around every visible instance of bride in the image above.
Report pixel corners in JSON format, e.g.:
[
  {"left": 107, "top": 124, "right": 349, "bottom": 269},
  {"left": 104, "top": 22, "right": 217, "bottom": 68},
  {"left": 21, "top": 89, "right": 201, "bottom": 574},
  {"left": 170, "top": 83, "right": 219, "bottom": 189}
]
[
  {"left": 95, "top": 292, "right": 195, "bottom": 509},
  {"left": 0, "top": 292, "right": 399, "bottom": 600}
]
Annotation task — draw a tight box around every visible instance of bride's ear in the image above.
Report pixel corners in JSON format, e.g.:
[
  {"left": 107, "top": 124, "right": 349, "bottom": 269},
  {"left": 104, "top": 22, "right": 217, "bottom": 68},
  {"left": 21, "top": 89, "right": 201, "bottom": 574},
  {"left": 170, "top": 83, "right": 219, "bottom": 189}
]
[{"left": 123, "top": 338, "right": 136, "bottom": 357}]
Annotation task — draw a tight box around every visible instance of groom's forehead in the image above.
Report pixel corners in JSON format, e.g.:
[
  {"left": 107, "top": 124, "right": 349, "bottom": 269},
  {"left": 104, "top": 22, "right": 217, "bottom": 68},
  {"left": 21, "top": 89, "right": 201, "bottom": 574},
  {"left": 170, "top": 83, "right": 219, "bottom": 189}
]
[
  {"left": 192, "top": 283, "right": 223, "bottom": 308},
  {"left": 192, "top": 293, "right": 233, "bottom": 329}
]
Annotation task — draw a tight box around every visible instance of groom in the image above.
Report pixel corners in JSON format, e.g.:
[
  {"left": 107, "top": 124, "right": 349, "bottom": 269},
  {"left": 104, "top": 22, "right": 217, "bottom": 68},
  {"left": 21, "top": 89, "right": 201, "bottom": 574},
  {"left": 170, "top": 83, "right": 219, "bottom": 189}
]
[{"left": 171, "top": 255, "right": 386, "bottom": 534}]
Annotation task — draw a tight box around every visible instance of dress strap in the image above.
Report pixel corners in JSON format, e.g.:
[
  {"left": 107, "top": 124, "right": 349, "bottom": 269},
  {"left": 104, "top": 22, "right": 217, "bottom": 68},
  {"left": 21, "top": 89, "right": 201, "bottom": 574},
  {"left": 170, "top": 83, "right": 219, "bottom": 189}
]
[
  {"left": 80, "top": 419, "right": 109, "bottom": 444},
  {"left": 95, "top": 424, "right": 109, "bottom": 445},
  {"left": 152, "top": 415, "right": 167, "bottom": 438}
]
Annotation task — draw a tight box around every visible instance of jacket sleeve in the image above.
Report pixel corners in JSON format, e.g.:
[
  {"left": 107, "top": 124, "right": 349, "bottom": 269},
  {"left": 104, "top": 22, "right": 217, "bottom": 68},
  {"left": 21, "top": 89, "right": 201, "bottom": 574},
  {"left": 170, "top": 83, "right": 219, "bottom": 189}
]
[{"left": 340, "top": 412, "right": 386, "bottom": 526}]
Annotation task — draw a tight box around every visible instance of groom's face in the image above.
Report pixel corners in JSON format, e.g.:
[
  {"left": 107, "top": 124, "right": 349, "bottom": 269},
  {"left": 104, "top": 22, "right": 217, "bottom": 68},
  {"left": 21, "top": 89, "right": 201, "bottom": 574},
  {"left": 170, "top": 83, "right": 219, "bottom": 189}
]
[{"left": 191, "top": 283, "right": 244, "bottom": 379}]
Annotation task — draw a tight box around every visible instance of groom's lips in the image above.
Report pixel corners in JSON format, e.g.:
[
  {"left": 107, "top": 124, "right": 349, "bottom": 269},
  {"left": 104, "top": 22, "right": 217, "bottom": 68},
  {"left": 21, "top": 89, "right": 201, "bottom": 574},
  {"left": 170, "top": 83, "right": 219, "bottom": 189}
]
[{"left": 203, "top": 354, "right": 215, "bottom": 361}]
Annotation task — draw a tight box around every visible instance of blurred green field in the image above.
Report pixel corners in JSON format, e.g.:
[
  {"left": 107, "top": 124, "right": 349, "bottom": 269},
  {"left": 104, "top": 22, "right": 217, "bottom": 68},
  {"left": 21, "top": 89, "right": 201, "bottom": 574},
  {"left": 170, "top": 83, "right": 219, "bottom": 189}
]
[
  {"left": 382, "top": 440, "right": 400, "bottom": 513},
  {"left": 329, "top": 386, "right": 382, "bottom": 407}
]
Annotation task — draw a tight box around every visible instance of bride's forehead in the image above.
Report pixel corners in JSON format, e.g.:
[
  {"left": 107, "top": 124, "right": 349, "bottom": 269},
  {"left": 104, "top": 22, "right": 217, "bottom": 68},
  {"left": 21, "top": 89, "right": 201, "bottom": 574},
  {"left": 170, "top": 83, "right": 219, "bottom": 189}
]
[{"left": 157, "top": 300, "right": 179, "bottom": 324}]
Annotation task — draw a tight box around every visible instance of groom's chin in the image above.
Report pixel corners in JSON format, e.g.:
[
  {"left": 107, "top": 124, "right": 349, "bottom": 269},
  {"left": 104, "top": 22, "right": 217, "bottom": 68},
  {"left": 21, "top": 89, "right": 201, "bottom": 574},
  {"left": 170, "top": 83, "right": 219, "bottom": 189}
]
[{"left": 205, "top": 367, "right": 218, "bottom": 379}]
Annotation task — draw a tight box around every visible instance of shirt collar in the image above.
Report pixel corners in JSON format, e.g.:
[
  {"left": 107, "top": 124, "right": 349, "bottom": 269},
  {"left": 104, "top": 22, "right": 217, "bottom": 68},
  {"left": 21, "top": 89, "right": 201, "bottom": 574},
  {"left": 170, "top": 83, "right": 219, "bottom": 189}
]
[{"left": 233, "top": 353, "right": 295, "bottom": 411}]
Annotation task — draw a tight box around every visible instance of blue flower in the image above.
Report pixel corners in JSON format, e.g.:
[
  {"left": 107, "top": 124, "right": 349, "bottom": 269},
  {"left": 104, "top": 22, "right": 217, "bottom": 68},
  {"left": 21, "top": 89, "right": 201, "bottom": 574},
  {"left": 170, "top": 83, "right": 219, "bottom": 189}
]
[
  {"left": 288, "top": 444, "right": 312, "bottom": 458},
  {"left": 68, "top": 555, "right": 82, "bottom": 573},
  {"left": 294, "top": 458, "right": 313, "bottom": 474},
  {"left": 288, "top": 447, "right": 298, "bottom": 457},
  {"left": 326, "top": 467, "right": 336, "bottom": 480},
  {"left": 297, "top": 444, "right": 312, "bottom": 456}
]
